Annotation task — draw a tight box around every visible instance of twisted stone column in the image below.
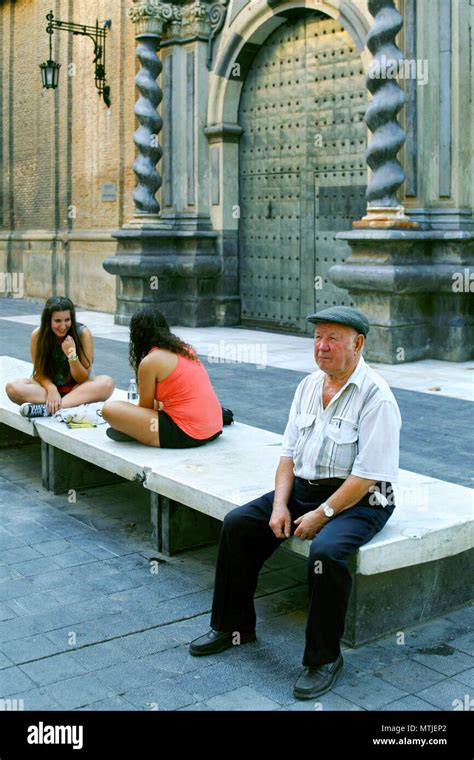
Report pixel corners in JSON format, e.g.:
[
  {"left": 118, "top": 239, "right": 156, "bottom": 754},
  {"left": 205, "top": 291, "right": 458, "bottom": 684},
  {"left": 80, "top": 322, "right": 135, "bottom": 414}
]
[
  {"left": 128, "top": 1, "right": 174, "bottom": 221},
  {"left": 133, "top": 37, "right": 163, "bottom": 214},
  {"left": 354, "top": 0, "right": 416, "bottom": 228}
]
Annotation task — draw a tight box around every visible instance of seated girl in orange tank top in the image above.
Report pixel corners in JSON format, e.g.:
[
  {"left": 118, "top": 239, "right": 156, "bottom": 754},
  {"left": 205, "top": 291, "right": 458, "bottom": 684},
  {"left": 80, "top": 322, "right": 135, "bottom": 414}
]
[{"left": 101, "top": 306, "right": 223, "bottom": 448}]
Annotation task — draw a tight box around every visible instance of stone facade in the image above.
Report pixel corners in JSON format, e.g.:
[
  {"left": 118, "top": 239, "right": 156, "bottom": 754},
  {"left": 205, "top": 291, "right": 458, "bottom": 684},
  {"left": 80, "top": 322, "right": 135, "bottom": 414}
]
[{"left": 1, "top": 0, "right": 473, "bottom": 360}]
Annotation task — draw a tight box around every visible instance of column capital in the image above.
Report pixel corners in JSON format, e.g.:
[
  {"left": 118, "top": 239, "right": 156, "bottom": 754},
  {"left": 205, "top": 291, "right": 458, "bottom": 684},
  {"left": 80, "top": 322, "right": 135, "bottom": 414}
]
[{"left": 128, "top": 1, "right": 177, "bottom": 37}]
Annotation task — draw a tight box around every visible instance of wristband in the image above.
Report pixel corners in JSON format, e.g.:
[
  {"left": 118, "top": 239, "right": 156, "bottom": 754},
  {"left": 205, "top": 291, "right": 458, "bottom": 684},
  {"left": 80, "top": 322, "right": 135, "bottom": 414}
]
[{"left": 68, "top": 354, "right": 78, "bottom": 363}]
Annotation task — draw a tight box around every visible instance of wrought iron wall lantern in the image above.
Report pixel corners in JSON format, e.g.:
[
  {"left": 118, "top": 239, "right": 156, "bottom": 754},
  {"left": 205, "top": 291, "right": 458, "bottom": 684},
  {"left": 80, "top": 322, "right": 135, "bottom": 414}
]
[{"left": 39, "top": 10, "right": 112, "bottom": 107}]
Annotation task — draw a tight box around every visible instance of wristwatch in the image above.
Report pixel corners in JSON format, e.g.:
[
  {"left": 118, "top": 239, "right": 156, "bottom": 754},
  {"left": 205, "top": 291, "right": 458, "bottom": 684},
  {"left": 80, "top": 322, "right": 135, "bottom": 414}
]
[{"left": 320, "top": 501, "right": 334, "bottom": 518}]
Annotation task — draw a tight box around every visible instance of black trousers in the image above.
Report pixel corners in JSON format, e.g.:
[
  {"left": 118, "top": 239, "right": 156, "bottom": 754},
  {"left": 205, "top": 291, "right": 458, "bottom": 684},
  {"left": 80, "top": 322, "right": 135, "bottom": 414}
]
[{"left": 210, "top": 477, "right": 395, "bottom": 667}]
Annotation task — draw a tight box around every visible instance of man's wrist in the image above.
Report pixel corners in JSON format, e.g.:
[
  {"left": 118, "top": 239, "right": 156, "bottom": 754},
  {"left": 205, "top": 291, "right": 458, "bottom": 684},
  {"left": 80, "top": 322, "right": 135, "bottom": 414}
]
[{"left": 319, "top": 501, "right": 335, "bottom": 518}]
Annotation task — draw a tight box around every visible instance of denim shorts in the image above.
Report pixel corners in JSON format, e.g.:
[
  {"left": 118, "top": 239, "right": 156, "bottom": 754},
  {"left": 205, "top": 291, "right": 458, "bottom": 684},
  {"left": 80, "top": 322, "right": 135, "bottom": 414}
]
[{"left": 158, "top": 411, "right": 222, "bottom": 449}]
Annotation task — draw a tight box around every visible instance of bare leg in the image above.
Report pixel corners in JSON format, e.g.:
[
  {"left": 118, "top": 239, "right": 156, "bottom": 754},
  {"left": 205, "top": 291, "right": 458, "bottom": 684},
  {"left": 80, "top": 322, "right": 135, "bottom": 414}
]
[
  {"left": 101, "top": 401, "right": 160, "bottom": 447},
  {"left": 5, "top": 378, "right": 47, "bottom": 405},
  {"left": 60, "top": 376, "right": 115, "bottom": 408}
]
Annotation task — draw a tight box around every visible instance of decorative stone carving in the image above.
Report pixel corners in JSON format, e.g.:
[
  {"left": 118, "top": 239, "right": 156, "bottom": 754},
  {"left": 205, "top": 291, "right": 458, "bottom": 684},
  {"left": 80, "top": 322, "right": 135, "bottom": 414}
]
[
  {"left": 208, "top": 0, "right": 229, "bottom": 67},
  {"left": 354, "top": 0, "right": 416, "bottom": 228},
  {"left": 132, "top": 38, "right": 163, "bottom": 215},
  {"left": 128, "top": 1, "right": 172, "bottom": 36}
]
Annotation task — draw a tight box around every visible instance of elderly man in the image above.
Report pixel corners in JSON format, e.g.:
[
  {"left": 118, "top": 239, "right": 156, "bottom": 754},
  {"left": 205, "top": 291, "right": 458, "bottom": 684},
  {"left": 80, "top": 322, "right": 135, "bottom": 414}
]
[{"left": 189, "top": 306, "right": 401, "bottom": 699}]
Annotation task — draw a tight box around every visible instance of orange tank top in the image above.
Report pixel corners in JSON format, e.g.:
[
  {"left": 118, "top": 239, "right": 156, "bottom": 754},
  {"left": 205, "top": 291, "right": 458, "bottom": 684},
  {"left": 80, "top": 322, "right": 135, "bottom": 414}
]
[{"left": 149, "top": 349, "right": 222, "bottom": 440}]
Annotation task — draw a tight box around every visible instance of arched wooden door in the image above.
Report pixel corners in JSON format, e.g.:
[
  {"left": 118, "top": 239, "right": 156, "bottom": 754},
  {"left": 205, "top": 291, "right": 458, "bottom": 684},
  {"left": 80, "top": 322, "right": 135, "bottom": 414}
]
[{"left": 238, "top": 11, "right": 368, "bottom": 332}]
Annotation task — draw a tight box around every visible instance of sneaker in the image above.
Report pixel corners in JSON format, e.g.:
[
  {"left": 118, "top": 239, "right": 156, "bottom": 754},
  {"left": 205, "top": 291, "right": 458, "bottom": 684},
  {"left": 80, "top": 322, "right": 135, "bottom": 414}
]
[{"left": 19, "top": 403, "right": 49, "bottom": 418}]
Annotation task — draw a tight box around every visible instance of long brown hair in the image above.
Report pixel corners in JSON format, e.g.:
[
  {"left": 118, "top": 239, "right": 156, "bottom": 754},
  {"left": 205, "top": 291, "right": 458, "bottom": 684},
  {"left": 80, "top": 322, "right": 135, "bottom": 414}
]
[
  {"left": 129, "top": 305, "right": 198, "bottom": 374},
  {"left": 33, "top": 296, "right": 90, "bottom": 381}
]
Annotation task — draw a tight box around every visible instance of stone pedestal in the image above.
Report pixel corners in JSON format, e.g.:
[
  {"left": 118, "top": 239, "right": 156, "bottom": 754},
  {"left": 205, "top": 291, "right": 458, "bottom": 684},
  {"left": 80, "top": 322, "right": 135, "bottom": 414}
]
[
  {"left": 103, "top": 227, "right": 221, "bottom": 326},
  {"left": 330, "top": 230, "right": 474, "bottom": 363}
]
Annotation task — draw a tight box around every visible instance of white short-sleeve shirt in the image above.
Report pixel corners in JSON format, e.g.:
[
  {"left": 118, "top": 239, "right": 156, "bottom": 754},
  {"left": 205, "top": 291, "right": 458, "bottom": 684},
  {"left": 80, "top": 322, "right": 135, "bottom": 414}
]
[{"left": 281, "top": 355, "right": 401, "bottom": 484}]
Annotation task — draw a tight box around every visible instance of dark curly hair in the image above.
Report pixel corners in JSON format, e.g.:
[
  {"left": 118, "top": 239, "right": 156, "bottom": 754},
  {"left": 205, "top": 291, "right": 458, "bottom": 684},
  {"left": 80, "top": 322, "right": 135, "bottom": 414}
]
[
  {"left": 34, "top": 296, "right": 90, "bottom": 382},
  {"left": 129, "top": 306, "right": 198, "bottom": 374}
]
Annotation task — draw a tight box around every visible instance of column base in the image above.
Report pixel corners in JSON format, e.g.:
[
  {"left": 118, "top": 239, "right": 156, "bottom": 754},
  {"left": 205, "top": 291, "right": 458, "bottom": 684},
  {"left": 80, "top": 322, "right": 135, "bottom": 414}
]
[
  {"left": 103, "top": 227, "right": 222, "bottom": 326},
  {"left": 330, "top": 230, "right": 474, "bottom": 363},
  {"left": 353, "top": 205, "right": 419, "bottom": 230}
]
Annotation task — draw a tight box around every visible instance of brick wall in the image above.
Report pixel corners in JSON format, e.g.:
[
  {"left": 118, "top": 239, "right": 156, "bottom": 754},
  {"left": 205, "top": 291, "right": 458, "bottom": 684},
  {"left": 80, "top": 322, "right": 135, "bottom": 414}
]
[{"left": 0, "top": 0, "right": 138, "bottom": 310}]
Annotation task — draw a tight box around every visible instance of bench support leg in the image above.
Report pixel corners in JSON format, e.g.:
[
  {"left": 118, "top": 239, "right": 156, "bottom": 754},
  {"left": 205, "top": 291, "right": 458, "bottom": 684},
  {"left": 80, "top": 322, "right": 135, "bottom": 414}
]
[
  {"left": 41, "top": 442, "right": 124, "bottom": 495},
  {"left": 150, "top": 493, "right": 221, "bottom": 555},
  {"left": 343, "top": 547, "right": 474, "bottom": 647},
  {"left": 0, "top": 423, "right": 37, "bottom": 448}
]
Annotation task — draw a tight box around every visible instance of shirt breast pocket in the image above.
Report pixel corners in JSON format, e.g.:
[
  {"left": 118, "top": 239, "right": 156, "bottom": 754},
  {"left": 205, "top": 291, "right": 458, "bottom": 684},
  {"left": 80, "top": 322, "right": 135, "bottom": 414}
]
[
  {"left": 326, "top": 420, "right": 359, "bottom": 445},
  {"left": 295, "top": 413, "right": 317, "bottom": 430}
]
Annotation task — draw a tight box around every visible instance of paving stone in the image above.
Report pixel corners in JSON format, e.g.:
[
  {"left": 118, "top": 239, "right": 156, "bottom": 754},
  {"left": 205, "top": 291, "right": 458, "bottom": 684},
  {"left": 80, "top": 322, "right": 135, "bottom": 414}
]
[
  {"left": 41, "top": 673, "right": 117, "bottom": 709},
  {"left": 0, "top": 565, "right": 23, "bottom": 583},
  {"left": 412, "top": 616, "right": 471, "bottom": 644},
  {"left": 452, "top": 668, "right": 474, "bottom": 689},
  {"left": 1, "top": 633, "right": 64, "bottom": 664},
  {"left": 19, "top": 651, "right": 89, "bottom": 685},
  {"left": 416, "top": 679, "right": 474, "bottom": 711},
  {"left": 93, "top": 657, "right": 170, "bottom": 691},
  {"left": 1, "top": 546, "right": 43, "bottom": 564},
  {"left": 409, "top": 643, "right": 474, "bottom": 677},
  {"left": 179, "top": 701, "right": 214, "bottom": 711},
  {"left": 377, "top": 695, "right": 441, "bottom": 711},
  {"left": 2, "top": 525, "right": 55, "bottom": 544},
  {"left": 77, "top": 695, "right": 138, "bottom": 711},
  {"left": 45, "top": 621, "right": 111, "bottom": 649},
  {"left": 341, "top": 643, "right": 401, "bottom": 674},
  {"left": 48, "top": 582, "right": 102, "bottom": 605},
  {"left": 0, "top": 578, "right": 37, "bottom": 602},
  {"left": 446, "top": 604, "right": 474, "bottom": 627},
  {"left": 172, "top": 663, "right": 251, "bottom": 702},
  {"left": 4, "top": 688, "right": 62, "bottom": 711},
  {"left": 0, "top": 601, "right": 17, "bottom": 621},
  {"left": 11, "top": 557, "right": 67, "bottom": 577},
  {"left": 118, "top": 628, "right": 177, "bottom": 657},
  {"left": 332, "top": 672, "right": 408, "bottom": 709},
  {"left": 47, "top": 548, "right": 98, "bottom": 568},
  {"left": 161, "top": 615, "right": 215, "bottom": 645},
  {"left": 205, "top": 685, "right": 280, "bottom": 711},
  {"left": 87, "top": 573, "right": 142, "bottom": 595},
  {"left": 372, "top": 659, "right": 445, "bottom": 692},
  {"left": 0, "top": 615, "right": 44, "bottom": 643},
  {"left": 69, "top": 640, "right": 132, "bottom": 671},
  {"left": 0, "top": 532, "right": 28, "bottom": 551},
  {"left": 0, "top": 666, "right": 37, "bottom": 696},
  {"left": 25, "top": 597, "right": 126, "bottom": 634},
  {"left": 0, "top": 651, "right": 14, "bottom": 670},
  {"left": 449, "top": 631, "right": 474, "bottom": 656},
  {"left": 122, "top": 679, "right": 196, "bottom": 711},
  {"left": 33, "top": 539, "right": 82, "bottom": 557},
  {"left": 286, "top": 692, "right": 364, "bottom": 711},
  {"left": 142, "top": 644, "right": 205, "bottom": 676},
  {"left": 6, "top": 592, "right": 61, "bottom": 616}
]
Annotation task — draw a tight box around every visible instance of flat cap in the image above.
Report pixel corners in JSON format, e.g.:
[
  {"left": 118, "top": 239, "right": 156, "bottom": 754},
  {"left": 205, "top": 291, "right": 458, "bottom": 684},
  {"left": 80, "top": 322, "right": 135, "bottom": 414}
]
[{"left": 306, "top": 305, "right": 370, "bottom": 337}]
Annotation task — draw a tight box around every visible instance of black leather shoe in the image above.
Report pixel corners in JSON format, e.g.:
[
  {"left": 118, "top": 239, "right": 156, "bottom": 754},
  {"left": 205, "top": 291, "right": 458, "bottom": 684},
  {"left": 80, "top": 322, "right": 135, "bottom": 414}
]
[
  {"left": 189, "top": 628, "right": 256, "bottom": 657},
  {"left": 293, "top": 654, "right": 343, "bottom": 699}
]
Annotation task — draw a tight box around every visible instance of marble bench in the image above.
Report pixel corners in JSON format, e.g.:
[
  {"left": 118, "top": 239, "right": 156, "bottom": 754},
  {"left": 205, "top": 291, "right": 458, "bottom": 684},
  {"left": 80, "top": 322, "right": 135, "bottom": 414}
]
[{"left": 1, "top": 355, "right": 473, "bottom": 646}]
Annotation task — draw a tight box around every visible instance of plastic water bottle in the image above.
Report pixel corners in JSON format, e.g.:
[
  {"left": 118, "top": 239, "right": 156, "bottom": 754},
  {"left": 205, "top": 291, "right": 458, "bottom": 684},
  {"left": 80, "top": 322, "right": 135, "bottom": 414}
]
[{"left": 127, "top": 378, "right": 138, "bottom": 403}]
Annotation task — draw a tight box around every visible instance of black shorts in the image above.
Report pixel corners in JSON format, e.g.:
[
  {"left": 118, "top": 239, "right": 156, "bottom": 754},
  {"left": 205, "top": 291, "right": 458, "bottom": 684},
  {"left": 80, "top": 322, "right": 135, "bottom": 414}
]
[{"left": 158, "top": 411, "right": 222, "bottom": 449}]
